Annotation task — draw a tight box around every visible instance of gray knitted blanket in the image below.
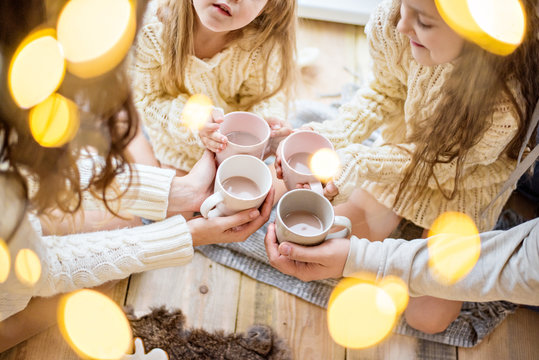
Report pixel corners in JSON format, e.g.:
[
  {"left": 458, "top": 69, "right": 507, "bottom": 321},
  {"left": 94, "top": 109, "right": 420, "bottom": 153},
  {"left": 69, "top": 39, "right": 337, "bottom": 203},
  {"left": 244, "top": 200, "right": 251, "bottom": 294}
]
[{"left": 198, "top": 98, "right": 518, "bottom": 348}]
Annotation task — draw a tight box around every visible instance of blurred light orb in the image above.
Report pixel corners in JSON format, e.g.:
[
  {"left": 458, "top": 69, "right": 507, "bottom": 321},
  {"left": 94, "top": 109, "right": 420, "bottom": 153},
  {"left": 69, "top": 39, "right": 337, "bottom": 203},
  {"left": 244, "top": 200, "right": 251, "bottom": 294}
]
[
  {"left": 57, "top": 0, "right": 136, "bottom": 78},
  {"left": 309, "top": 148, "right": 341, "bottom": 183},
  {"left": 0, "top": 239, "right": 10, "bottom": 283},
  {"left": 428, "top": 212, "right": 481, "bottom": 284},
  {"left": 14, "top": 249, "right": 41, "bottom": 286},
  {"left": 379, "top": 276, "right": 409, "bottom": 314},
  {"left": 435, "top": 0, "right": 525, "bottom": 55},
  {"left": 8, "top": 29, "right": 65, "bottom": 108},
  {"left": 29, "top": 93, "right": 80, "bottom": 147},
  {"left": 181, "top": 94, "right": 214, "bottom": 131},
  {"left": 58, "top": 289, "right": 132, "bottom": 359},
  {"left": 328, "top": 279, "right": 397, "bottom": 349}
]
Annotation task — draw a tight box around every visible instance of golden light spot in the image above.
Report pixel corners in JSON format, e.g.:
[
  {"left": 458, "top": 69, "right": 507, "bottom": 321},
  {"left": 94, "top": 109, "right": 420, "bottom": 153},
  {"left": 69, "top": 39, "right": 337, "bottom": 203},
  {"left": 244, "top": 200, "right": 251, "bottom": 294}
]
[
  {"left": 435, "top": 0, "right": 525, "bottom": 55},
  {"left": 379, "top": 276, "right": 409, "bottom": 314},
  {"left": 0, "top": 239, "right": 10, "bottom": 283},
  {"left": 8, "top": 29, "right": 65, "bottom": 108},
  {"left": 15, "top": 249, "right": 41, "bottom": 286},
  {"left": 428, "top": 212, "right": 481, "bottom": 284},
  {"left": 58, "top": 289, "right": 132, "bottom": 359},
  {"left": 309, "top": 148, "right": 341, "bottom": 183},
  {"left": 468, "top": 0, "right": 525, "bottom": 46},
  {"left": 57, "top": 0, "right": 136, "bottom": 78},
  {"left": 181, "top": 94, "right": 214, "bottom": 131},
  {"left": 29, "top": 93, "right": 80, "bottom": 147},
  {"left": 328, "top": 277, "right": 397, "bottom": 349}
]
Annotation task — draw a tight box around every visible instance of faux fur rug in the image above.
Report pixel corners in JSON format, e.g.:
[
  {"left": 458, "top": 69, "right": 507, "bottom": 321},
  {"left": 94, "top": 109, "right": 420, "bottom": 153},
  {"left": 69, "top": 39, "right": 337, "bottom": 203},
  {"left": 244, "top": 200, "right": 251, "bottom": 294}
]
[{"left": 125, "top": 306, "right": 292, "bottom": 360}]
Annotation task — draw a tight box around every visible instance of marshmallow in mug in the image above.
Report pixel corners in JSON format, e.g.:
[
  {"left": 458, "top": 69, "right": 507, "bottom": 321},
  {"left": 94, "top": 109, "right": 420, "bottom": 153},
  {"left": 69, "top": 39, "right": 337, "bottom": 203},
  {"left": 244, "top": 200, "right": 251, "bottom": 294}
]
[
  {"left": 215, "top": 111, "right": 271, "bottom": 164},
  {"left": 201, "top": 155, "right": 272, "bottom": 218},
  {"left": 275, "top": 189, "right": 352, "bottom": 246}
]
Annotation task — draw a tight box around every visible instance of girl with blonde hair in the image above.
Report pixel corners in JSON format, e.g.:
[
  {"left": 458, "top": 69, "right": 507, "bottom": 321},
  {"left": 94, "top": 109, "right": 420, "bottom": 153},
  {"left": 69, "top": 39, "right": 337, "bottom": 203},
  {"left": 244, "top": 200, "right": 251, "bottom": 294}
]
[
  {"left": 130, "top": 0, "right": 297, "bottom": 172},
  {"left": 270, "top": 0, "right": 539, "bottom": 334}
]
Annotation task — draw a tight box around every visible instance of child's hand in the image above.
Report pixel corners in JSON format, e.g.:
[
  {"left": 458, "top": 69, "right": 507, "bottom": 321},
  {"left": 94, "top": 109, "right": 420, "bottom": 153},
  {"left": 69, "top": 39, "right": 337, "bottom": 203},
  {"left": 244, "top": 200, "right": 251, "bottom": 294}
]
[
  {"left": 266, "top": 117, "right": 292, "bottom": 156},
  {"left": 323, "top": 181, "right": 339, "bottom": 202},
  {"left": 264, "top": 223, "right": 350, "bottom": 281},
  {"left": 199, "top": 107, "right": 227, "bottom": 153},
  {"left": 188, "top": 187, "right": 275, "bottom": 246}
]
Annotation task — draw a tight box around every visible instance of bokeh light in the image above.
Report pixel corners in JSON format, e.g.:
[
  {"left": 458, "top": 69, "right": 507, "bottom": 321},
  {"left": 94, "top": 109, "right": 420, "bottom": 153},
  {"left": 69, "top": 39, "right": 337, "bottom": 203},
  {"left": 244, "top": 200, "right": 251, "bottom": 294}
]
[
  {"left": 8, "top": 29, "right": 65, "bottom": 109},
  {"left": 435, "top": 0, "right": 525, "bottom": 55},
  {"left": 14, "top": 249, "right": 41, "bottom": 286},
  {"left": 309, "top": 148, "right": 341, "bottom": 183},
  {"left": 0, "top": 238, "right": 10, "bottom": 283},
  {"left": 29, "top": 93, "right": 80, "bottom": 147},
  {"left": 58, "top": 289, "right": 132, "bottom": 359},
  {"left": 428, "top": 212, "right": 481, "bottom": 284},
  {"left": 57, "top": 0, "right": 136, "bottom": 78},
  {"left": 181, "top": 94, "right": 214, "bottom": 131},
  {"left": 378, "top": 276, "right": 409, "bottom": 314},
  {"left": 328, "top": 276, "right": 398, "bottom": 349}
]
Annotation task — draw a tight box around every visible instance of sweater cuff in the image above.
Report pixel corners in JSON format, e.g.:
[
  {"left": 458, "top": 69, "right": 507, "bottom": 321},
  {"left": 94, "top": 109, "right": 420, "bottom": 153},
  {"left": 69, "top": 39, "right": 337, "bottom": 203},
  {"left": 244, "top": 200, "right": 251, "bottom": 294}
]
[
  {"left": 343, "top": 236, "right": 383, "bottom": 277},
  {"left": 125, "top": 164, "right": 176, "bottom": 220},
  {"left": 134, "top": 215, "right": 194, "bottom": 268}
]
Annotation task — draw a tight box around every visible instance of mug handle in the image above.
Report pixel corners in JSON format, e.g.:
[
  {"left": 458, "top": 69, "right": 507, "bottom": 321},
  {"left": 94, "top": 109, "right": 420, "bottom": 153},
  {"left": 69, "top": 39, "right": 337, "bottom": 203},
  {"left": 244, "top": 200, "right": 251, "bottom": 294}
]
[
  {"left": 309, "top": 180, "right": 323, "bottom": 196},
  {"left": 325, "top": 216, "right": 352, "bottom": 240},
  {"left": 200, "top": 192, "right": 225, "bottom": 218}
]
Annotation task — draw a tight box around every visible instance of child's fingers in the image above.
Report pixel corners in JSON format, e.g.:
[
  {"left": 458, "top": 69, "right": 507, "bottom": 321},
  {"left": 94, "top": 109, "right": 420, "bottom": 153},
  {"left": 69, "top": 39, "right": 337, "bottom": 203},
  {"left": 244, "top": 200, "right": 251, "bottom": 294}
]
[
  {"left": 204, "top": 138, "right": 225, "bottom": 152},
  {"left": 211, "top": 107, "right": 225, "bottom": 123},
  {"left": 210, "top": 131, "right": 228, "bottom": 144}
]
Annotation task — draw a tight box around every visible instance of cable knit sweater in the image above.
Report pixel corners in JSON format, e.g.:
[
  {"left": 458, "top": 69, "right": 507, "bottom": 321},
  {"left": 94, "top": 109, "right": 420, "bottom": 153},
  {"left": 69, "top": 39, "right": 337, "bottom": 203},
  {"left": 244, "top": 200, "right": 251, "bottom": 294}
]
[
  {"left": 129, "top": 0, "right": 287, "bottom": 171},
  {"left": 308, "top": 0, "right": 520, "bottom": 232},
  {"left": 0, "top": 164, "right": 193, "bottom": 321}
]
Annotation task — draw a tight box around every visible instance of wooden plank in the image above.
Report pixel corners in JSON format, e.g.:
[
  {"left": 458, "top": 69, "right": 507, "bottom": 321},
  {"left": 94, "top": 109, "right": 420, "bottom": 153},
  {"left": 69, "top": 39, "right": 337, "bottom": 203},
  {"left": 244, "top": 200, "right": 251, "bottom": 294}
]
[
  {"left": 458, "top": 308, "right": 539, "bottom": 360},
  {"left": 0, "top": 279, "right": 129, "bottom": 360},
  {"left": 296, "top": 19, "right": 358, "bottom": 103},
  {"left": 235, "top": 274, "right": 346, "bottom": 360},
  {"left": 125, "top": 252, "right": 241, "bottom": 333},
  {"left": 347, "top": 333, "right": 420, "bottom": 360}
]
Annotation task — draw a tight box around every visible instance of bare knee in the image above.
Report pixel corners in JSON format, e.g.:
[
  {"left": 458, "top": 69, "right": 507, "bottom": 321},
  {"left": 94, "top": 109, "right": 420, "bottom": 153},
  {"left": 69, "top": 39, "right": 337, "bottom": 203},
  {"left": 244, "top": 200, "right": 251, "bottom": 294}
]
[{"left": 404, "top": 297, "right": 462, "bottom": 334}]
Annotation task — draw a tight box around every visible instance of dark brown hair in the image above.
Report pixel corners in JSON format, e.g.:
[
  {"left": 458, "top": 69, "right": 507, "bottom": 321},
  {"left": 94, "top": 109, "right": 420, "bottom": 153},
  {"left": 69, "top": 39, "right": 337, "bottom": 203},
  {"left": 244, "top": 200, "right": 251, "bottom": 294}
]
[
  {"left": 0, "top": 0, "right": 138, "bottom": 216},
  {"left": 391, "top": 0, "right": 539, "bottom": 206}
]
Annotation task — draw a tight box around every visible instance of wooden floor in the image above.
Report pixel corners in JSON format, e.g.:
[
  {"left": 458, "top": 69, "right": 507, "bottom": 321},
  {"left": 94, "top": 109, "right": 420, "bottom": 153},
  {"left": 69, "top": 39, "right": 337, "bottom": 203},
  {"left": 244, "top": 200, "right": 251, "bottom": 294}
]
[{"left": 2, "top": 18, "right": 539, "bottom": 360}]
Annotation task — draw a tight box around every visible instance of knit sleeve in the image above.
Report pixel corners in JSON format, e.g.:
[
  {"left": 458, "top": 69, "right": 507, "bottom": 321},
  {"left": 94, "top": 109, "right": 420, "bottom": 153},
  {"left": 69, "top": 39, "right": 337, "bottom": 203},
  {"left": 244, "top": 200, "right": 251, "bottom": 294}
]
[
  {"left": 0, "top": 175, "right": 193, "bottom": 321},
  {"left": 78, "top": 156, "right": 176, "bottom": 221},
  {"left": 239, "top": 46, "right": 287, "bottom": 122},
  {"left": 307, "top": 0, "right": 407, "bottom": 148},
  {"left": 332, "top": 102, "right": 519, "bottom": 204},
  {"left": 129, "top": 21, "right": 205, "bottom": 172}
]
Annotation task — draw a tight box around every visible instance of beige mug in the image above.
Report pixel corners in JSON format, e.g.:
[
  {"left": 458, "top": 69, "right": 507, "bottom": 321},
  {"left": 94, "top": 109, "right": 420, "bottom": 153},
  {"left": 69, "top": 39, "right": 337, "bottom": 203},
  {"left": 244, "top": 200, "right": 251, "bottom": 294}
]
[
  {"left": 201, "top": 155, "right": 272, "bottom": 218},
  {"left": 278, "top": 130, "right": 334, "bottom": 194},
  {"left": 275, "top": 189, "right": 352, "bottom": 246},
  {"left": 215, "top": 111, "right": 271, "bottom": 164}
]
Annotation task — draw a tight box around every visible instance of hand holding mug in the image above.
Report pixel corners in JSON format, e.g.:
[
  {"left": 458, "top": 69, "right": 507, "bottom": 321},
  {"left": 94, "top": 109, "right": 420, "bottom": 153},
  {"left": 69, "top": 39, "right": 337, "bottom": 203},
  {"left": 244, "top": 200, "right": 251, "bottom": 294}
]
[
  {"left": 264, "top": 223, "right": 351, "bottom": 282},
  {"left": 199, "top": 107, "right": 226, "bottom": 153}
]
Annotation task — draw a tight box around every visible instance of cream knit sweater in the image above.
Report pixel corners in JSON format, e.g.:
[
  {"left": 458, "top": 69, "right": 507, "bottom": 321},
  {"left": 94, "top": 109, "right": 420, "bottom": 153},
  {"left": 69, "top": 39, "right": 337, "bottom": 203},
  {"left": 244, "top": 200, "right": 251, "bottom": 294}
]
[
  {"left": 308, "top": 0, "right": 520, "bottom": 232},
  {"left": 0, "top": 163, "right": 193, "bottom": 321},
  {"left": 129, "top": 1, "right": 287, "bottom": 171}
]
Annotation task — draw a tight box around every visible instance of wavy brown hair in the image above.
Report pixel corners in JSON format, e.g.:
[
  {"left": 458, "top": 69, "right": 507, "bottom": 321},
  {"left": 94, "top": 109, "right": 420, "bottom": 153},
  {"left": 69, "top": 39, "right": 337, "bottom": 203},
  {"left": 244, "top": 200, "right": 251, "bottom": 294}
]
[
  {"left": 391, "top": 0, "right": 539, "bottom": 206},
  {"left": 158, "top": 0, "right": 297, "bottom": 110},
  {"left": 0, "top": 0, "right": 138, "bottom": 217}
]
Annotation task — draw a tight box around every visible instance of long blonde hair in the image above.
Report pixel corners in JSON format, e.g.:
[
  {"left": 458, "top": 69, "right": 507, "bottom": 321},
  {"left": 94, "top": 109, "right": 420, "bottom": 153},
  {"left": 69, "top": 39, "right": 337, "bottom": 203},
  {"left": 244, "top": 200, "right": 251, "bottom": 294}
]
[
  {"left": 390, "top": 0, "right": 539, "bottom": 207},
  {"left": 159, "top": 0, "right": 297, "bottom": 110}
]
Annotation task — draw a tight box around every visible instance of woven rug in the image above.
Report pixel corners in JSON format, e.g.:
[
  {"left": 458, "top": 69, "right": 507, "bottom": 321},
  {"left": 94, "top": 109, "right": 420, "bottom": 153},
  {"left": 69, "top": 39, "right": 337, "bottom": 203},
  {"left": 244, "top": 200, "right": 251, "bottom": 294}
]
[{"left": 197, "top": 97, "right": 518, "bottom": 348}]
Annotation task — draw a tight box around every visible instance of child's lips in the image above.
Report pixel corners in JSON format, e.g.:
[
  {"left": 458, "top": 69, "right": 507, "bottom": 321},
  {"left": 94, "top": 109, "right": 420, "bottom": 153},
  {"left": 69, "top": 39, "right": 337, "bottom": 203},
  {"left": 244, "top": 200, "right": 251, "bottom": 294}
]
[
  {"left": 213, "top": 3, "right": 232, "bottom": 16},
  {"left": 410, "top": 39, "right": 425, "bottom": 48}
]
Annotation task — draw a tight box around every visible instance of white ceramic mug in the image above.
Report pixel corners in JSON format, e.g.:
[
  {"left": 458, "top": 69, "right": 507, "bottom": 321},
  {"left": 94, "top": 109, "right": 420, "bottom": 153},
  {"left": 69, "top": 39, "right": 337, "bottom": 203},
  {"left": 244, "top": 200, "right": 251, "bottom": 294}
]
[
  {"left": 275, "top": 189, "right": 352, "bottom": 246},
  {"left": 200, "top": 155, "right": 272, "bottom": 218},
  {"left": 215, "top": 111, "right": 271, "bottom": 164},
  {"left": 278, "top": 130, "right": 334, "bottom": 195}
]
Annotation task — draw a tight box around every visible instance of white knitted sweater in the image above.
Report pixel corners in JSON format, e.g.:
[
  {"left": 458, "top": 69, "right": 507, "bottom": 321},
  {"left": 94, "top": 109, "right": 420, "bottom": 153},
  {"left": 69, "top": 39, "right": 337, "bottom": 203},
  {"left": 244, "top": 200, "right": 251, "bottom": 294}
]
[
  {"left": 129, "top": 1, "right": 287, "bottom": 171},
  {"left": 0, "top": 164, "right": 193, "bottom": 321},
  {"left": 308, "top": 0, "right": 520, "bottom": 231}
]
